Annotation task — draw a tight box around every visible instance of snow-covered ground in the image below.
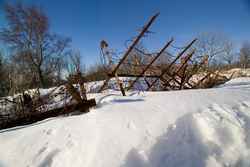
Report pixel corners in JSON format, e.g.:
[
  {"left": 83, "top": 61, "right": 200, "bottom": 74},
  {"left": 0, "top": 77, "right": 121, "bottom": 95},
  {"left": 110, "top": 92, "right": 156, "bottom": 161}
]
[{"left": 1, "top": 77, "right": 250, "bottom": 167}]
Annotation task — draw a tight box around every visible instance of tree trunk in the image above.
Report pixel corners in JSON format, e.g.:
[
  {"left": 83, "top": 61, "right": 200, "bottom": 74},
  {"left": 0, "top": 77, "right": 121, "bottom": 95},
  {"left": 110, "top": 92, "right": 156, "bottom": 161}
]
[{"left": 37, "top": 68, "right": 45, "bottom": 88}]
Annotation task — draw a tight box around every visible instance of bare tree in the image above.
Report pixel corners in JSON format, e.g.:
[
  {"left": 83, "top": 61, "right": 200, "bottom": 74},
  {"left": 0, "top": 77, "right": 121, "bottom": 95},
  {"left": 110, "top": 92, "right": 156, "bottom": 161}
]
[
  {"left": 239, "top": 42, "right": 250, "bottom": 69},
  {"left": 0, "top": 3, "right": 71, "bottom": 89},
  {"left": 0, "top": 52, "right": 9, "bottom": 96},
  {"left": 66, "top": 49, "right": 86, "bottom": 78},
  {"left": 222, "top": 40, "right": 235, "bottom": 65},
  {"left": 194, "top": 32, "right": 234, "bottom": 66}
]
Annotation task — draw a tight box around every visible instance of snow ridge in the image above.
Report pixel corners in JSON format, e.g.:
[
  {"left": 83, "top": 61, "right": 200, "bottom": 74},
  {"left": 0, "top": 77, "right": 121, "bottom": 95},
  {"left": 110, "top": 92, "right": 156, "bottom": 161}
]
[
  {"left": 123, "top": 102, "right": 250, "bottom": 167},
  {"left": 0, "top": 78, "right": 250, "bottom": 167}
]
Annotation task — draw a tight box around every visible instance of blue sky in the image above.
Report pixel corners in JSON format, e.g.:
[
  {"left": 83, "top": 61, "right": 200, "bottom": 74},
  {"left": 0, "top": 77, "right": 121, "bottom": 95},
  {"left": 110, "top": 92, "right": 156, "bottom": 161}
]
[{"left": 1, "top": 0, "right": 250, "bottom": 66}]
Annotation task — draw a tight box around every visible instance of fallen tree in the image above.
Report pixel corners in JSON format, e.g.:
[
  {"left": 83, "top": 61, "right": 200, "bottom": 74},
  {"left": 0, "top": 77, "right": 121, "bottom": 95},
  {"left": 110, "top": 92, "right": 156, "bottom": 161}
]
[{"left": 0, "top": 72, "right": 96, "bottom": 130}]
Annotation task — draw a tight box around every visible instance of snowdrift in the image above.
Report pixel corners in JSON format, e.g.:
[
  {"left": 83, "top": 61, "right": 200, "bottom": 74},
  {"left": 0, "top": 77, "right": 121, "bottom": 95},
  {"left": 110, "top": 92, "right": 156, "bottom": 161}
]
[{"left": 0, "top": 77, "right": 250, "bottom": 167}]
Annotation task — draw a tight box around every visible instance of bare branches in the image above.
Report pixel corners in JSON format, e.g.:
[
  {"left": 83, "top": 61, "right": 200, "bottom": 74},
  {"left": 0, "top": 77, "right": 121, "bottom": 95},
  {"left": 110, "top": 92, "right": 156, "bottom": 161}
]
[
  {"left": 127, "top": 38, "right": 174, "bottom": 90},
  {"left": 147, "top": 39, "right": 197, "bottom": 91},
  {"left": 194, "top": 32, "right": 235, "bottom": 66},
  {"left": 240, "top": 42, "right": 250, "bottom": 68},
  {"left": 98, "top": 13, "right": 160, "bottom": 93},
  {"left": 97, "top": 14, "right": 230, "bottom": 95},
  {"left": 0, "top": 2, "right": 71, "bottom": 90}
]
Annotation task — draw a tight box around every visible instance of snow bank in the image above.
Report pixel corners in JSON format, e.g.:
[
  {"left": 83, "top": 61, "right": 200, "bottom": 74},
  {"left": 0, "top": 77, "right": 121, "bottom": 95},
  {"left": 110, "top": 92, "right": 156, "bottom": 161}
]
[
  {"left": 224, "top": 68, "right": 250, "bottom": 78},
  {"left": 0, "top": 78, "right": 250, "bottom": 167},
  {"left": 220, "top": 77, "right": 250, "bottom": 88}
]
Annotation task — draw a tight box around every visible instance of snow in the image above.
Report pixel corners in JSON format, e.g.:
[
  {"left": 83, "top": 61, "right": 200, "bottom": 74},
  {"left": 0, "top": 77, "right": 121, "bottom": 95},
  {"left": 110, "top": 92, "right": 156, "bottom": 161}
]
[
  {"left": 223, "top": 68, "right": 250, "bottom": 78},
  {"left": 219, "top": 77, "right": 250, "bottom": 88},
  {"left": 1, "top": 78, "right": 250, "bottom": 167}
]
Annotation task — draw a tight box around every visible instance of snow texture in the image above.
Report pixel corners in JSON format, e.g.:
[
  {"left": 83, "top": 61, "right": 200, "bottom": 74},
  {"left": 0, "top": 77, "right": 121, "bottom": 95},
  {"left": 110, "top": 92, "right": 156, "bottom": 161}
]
[{"left": 0, "top": 77, "right": 250, "bottom": 167}]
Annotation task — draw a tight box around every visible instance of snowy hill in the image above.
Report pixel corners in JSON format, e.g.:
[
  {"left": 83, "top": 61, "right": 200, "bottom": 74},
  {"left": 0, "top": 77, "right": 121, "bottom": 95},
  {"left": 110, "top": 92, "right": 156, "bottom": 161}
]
[{"left": 0, "top": 77, "right": 250, "bottom": 167}]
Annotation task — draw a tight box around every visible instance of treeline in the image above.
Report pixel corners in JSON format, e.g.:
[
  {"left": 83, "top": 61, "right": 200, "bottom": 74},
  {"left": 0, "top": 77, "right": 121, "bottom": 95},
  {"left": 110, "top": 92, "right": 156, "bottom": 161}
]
[
  {"left": 0, "top": 3, "right": 108, "bottom": 97},
  {"left": 0, "top": 3, "right": 250, "bottom": 97},
  {"left": 192, "top": 32, "right": 250, "bottom": 70}
]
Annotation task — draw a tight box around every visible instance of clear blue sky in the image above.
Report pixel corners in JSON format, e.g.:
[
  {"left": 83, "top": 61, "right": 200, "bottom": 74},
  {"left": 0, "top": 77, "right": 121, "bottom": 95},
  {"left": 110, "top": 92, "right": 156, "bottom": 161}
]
[{"left": 1, "top": 0, "right": 250, "bottom": 66}]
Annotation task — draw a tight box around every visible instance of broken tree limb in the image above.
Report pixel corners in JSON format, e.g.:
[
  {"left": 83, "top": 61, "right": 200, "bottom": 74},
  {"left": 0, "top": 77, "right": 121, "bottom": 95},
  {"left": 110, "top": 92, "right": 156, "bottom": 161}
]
[
  {"left": 193, "top": 72, "right": 212, "bottom": 88},
  {"left": 65, "top": 82, "right": 95, "bottom": 113},
  {"left": 65, "top": 83, "right": 83, "bottom": 104},
  {"left": 98, "top": 13, "right": 160, "bottom": 93},
  {"left": 147, "top": 38, "right": 197, "bottom": 91},
  {"left": 0, "top": 99, "right": 96, "bottom": 130},
  {"left": 144, "top": 78, "right": 151, "bottom": 88},
  {"left": 115, "top": 73, "right": 126, "bottom": 96},
  {"left": 77, "top": 72, "right": 87, "bottom": 100},
  {"left": 108, "top": 73, "right": 160, "bottom": 78},
  {"left": 183, "top": 55, "right": 209, "bottom": 89},
  {"left": 126, "top": 38, "right": 174, "bottom": 91},
  {"left": 164, "top": 49, "right": 195, "bottom": 88},
  {"left": 179, "top": 66, "right": 188, "bottom": 90}
]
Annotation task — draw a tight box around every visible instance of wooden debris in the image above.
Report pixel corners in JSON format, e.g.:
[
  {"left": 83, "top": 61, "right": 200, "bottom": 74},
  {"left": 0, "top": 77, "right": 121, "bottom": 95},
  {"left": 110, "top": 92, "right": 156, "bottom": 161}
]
[
  {"left": 147, "top": 39, "right": 197, "bottom": 91},
  {"left": 127, "top": 38, "right": 174, "bottom": 90},
  {"left": 0, "top": 73, "right": 96, "bottom": 130},
  {"left": 97, "top": 12, "right": 228, "bottom": 95},
  {"left": 98, "top": 13, "right": 160, "bottom": 93},
  {"left": 0, "top": 13, "right": 232, "bottom": 130}
]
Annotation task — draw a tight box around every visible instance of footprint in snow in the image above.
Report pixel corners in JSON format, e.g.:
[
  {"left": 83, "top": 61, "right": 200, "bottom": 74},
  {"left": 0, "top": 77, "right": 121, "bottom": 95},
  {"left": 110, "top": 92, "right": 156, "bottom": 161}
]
[
  {"left": 43, "top": 129, "right": 55, "bottom": 135},
  {"left": 240, "top": 101, "right": 250, "bottom": 108},
  {"left": 36, "top": 146, "right": 48, "bottom": 157},
  {"left": 38, "top": 149, "right": 60, "bottom": 167},
  {"left": 127, "top": 121, "right": 136, "bottom": 130},
  {"left": 66, "top": 140, "right": 75, "bottom": 148}
]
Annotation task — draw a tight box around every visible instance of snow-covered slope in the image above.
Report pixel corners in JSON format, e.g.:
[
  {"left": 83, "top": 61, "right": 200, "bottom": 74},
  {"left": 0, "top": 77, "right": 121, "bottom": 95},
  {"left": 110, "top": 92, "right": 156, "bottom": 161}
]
[{"left": 1, "top": 78, "right": 250, "bottom": 167}]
